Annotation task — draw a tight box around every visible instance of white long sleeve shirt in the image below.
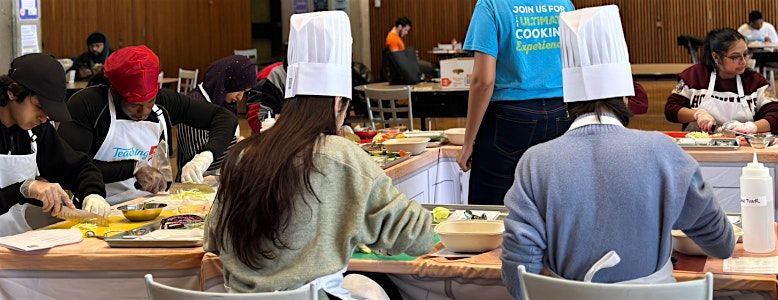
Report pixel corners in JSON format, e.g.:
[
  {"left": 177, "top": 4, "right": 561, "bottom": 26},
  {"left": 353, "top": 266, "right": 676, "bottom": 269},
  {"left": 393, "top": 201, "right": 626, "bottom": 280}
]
[{"left": 738, "top": 22, "right": 778, "bottom": 43}]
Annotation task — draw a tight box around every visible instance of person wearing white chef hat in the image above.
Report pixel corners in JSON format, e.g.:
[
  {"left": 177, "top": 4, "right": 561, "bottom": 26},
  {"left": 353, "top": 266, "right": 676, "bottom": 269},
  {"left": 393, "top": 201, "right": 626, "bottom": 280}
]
[
  {"left": 500, "top": 5, "right": 735, "bottom": 299},
  {"left": 205, "top": 11, "right": 434, "bottom": 300}
]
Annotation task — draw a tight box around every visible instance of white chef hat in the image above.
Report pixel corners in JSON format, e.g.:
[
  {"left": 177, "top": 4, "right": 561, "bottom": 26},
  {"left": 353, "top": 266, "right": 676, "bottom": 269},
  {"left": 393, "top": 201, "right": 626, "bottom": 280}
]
[
  {"left": 285, "top": 11, "right": 353, "bottom": 99},
  {"left": 559, "top": 5, "right": 634, "bottom": 103}
]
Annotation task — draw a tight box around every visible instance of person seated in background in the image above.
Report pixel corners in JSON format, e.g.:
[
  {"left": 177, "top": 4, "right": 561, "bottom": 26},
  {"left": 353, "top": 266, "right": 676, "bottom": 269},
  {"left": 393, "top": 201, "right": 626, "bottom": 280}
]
[
  {"left": 385, "top": 17, "right": 435, "bottom": 78},
  {"left": 501, "top": 6, "right": 735, "bottom": 298},
  {"left": 57, "top": 46, "right": 237, "bottom": 204},
  {"left": 246, "top": 78, "right": 283, "bottom": 134},
  {"left": 0, "top": 54, "right": 108, "bottom": 237},
  {"left": 738, "top": 10, "right": 778, "bottom": 43},
  {"left": 665, "top": 28, "right": 778, "bottom": 133},
  {"left": 71, "top": 32, "right": 113, "bottom": 81},
  {"left": 628, "top": 82, "right": 649, "bottom": 115},
  {"left": 256, "top": 61, "right": 282, "bottom": 81},
  {"left": 176, "top": 55, "right": 256, "bottom": 180},
  {"left": 206, "top": 11, "right": 433, "bottom": 299},
  {"left": 247, "top": 58, "right": 287, "bottom": 134}
]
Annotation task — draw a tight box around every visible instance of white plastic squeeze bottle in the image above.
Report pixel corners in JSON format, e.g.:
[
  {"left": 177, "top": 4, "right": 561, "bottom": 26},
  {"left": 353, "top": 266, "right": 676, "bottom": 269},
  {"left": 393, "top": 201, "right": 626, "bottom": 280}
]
[{"left": 740, "top": 152, "right": 776, "bottom": 253}]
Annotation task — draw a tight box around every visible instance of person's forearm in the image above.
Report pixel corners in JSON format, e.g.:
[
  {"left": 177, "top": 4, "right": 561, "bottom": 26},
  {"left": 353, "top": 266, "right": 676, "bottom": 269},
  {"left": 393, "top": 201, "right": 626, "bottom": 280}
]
[
  {"left": 676, "top": 107, "right": 697, "bottom": 124},
  {"left": 464, "top": 79, "right": 494, "bottom": 146},
  {"left": 755, "top": 119, "right": 771, "bottom": 132}
]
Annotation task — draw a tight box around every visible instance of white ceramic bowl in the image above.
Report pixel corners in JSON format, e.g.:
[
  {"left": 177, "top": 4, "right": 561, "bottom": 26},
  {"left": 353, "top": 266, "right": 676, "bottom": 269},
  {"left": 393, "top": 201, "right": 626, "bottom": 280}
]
[
  {"left": 672, "top": 226, "right": 743, "bottom": 256},
  {"left": 383, "top": 137, "right": 430, "bottom": 155},
  {"left": 434, "top": 220, "right": 504, "bottom": 253},
  {"left": 444, "top": 128, "right": 466, "bottom": 145}
]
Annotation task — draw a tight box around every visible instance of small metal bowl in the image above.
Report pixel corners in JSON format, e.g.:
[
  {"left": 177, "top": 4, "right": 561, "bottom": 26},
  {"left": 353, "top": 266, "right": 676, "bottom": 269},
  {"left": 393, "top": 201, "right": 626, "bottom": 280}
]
[
  {"left": 116, "top": 203, "right": 167, "bottom": 222},
  {"left": 744, "top": 133, "right": 775, "bottom": 149}
]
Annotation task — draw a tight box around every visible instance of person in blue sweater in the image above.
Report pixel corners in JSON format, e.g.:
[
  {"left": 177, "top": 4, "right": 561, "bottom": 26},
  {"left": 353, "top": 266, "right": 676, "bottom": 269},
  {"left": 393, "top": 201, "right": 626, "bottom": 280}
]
[{"left": 501, "top": 5, "right": 735, "bottom": 298}]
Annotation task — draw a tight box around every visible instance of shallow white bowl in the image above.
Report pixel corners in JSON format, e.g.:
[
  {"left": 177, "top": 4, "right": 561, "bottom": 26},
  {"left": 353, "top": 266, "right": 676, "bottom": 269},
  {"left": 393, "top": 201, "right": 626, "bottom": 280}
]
[
  {"left": 444, "top": 128, "right": 466, "bottom": 145},
  {"left": 434, "top": 220, "right": 504, "bottom": 253},
  {"left": 383, "top": 137, "right": 430, "bottom": 155}
]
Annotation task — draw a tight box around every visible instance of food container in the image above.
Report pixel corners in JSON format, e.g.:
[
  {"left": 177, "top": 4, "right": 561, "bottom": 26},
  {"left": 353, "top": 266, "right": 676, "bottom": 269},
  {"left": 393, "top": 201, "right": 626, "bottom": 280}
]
[
  {"left": 403, "top": 131, "right": 444, "bottom": 140},
  {"left": 744, "top": 133, "right": 775, "bottom": 149},
  {"left": 434, "top": 220, "right": 504, "bottom": 253},
  {"left": 355, "top": 130, "right": 378, "bottom": 140},
  {"left": 383, "top": 137, "right": 430, "bottom": 155},
  {"left": 444, "top": 128, "right": 466, "bottom": 145},
  {"left": 117, "top": 203, "right": 167, "bottom": 222},
  {"left": 672, "top": 226, "right": 743, "bottom": 256}
]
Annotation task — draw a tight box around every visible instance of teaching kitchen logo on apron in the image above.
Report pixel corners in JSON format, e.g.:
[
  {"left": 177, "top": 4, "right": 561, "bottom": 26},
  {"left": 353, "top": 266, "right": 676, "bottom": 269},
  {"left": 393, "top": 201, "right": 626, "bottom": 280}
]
[{"left": 112, "top": 145, "right": 157, "bottom": 161}]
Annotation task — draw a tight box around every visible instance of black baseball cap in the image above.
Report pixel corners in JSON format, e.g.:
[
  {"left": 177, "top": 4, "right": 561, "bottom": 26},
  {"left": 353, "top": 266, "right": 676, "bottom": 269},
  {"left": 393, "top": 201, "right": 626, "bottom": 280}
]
[{"left": 9, "top": 53, "right": 71, "bottom": 122}]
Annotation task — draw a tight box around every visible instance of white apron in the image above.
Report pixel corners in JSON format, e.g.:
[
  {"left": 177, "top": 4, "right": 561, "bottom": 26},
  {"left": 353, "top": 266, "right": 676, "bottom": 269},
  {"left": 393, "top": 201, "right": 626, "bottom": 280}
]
[
  {"left": 549, "top": 250, "right": 675, "bottom": 284},
  {"left": 224, "top": 267, "right": 356, "bottom": 299},
  {"left": 0, "top": 131, "right": 39, "bottom": 236},
  {"left": 94, "top": 92, "right": 168, "bottom": 204},
  {"left": 688, "top": 72, "right": 754, "bottom": 131}
]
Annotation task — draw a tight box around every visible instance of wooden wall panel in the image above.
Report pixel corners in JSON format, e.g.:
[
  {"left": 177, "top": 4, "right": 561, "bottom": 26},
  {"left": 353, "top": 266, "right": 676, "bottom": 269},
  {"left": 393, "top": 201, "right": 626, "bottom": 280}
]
[
  {"left": 40, "top": 0, "right": 251, "bottom": 81},
  {"left": 368, "top": 0, "right": 778, "bottom": 77}
]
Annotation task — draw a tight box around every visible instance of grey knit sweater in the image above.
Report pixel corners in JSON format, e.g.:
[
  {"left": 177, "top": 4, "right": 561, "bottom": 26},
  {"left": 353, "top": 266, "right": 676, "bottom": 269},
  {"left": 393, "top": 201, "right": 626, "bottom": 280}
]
[
  {"left": 205, "top": 135, "right": 434, "bottom": 293},
  {"left": 501, "top": 122, "right": 735, "bottom": 298}
]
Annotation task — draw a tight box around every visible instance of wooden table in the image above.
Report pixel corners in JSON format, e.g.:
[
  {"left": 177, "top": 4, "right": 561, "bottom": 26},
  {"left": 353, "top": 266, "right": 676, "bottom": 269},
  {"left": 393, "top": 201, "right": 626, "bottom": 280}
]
[
  {"left": 631, "top": 64, "right": 692, "bottom": 78},
  {"left": 748, "top": 42, "right": 778, "bottom": 49},
  {"left": 67, "top": 77, "right": 179, "bottom": 91}
]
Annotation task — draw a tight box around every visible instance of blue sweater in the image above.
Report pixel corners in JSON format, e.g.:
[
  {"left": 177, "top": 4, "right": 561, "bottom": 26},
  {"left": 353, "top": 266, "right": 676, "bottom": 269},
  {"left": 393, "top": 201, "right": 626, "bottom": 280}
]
[{"left": 501, "top": 123, "right": 736, "bottom": 298}]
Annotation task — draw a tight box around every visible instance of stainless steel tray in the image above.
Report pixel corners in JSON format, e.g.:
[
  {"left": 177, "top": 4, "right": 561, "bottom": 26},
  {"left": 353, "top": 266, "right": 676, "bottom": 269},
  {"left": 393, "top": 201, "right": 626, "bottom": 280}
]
[
  {"left": 677, "top": 138, "right": 740, "bottom": 150},
  {"left": 104, "top": 222, "right": 203, "bottom": 248}
]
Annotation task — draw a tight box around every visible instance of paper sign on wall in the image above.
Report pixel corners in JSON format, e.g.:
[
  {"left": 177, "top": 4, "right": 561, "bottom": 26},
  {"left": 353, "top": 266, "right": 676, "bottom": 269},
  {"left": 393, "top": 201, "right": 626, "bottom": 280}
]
[
  {"left": 18, "top": 0, "right": 39, "bottom": 20},
  {"left": 19, "top": 24, "right": 39, "bottom": 55}
]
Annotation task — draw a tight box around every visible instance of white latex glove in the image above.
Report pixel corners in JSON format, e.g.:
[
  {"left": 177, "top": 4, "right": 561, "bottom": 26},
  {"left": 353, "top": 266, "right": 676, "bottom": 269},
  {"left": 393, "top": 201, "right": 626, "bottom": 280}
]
[
  {"left": 82, "top": 194, "right": 110, "bottom": 216},
  {"left": 693, "top": 109, "right": 716, "bottom": 132},
  {"left": 20, "top": 179, "right": 74, "bottom": 215},
  {"left": 134, "top": 165, "right": 167, "bottom": 194},
  {"left": 181, "top": 151, "right": 214, "bottom": 183},
  {"left": 722, "top": 120, "right": 758, "bottom": 134}
]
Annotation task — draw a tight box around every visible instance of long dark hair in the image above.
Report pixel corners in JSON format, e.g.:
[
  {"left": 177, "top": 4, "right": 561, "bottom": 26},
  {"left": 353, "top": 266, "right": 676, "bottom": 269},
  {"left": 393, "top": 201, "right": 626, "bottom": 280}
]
[
  {"left": 212, "top": 95, "right": 350, "bottom": 269},
  {"left": 567, "top": 97, "right": 632, "bottom": 126},
  {"left": 0, "top": 75, "right": 32, "bottom": 106},
  {"left": 703, "top": 28, "right": 746, "bottom": 72}
]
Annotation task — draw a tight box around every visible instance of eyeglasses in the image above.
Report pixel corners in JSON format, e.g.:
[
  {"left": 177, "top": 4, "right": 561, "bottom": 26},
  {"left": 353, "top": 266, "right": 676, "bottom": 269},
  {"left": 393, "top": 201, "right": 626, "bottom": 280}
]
[{"left": 722, "top": 51, "right": 753, "bottom": 63}]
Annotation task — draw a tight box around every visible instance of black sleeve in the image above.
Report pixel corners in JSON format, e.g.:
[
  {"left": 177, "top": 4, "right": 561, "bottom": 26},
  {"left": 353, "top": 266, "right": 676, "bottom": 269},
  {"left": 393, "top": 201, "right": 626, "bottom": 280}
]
[
  {"left": 157, "top": 89, "right": 238, "bottom": 156},
  {"left": 58, "top": 87, "right": 137, "bottom": 184},
  {"left": 35, "top": 123, "right": 105, "bottom": 205},
  {"left": 247, "top": 79, "right": 284, "bottom": 114},
  {"left": 0, "top": 182, "right": 23, "bottom": 214}
]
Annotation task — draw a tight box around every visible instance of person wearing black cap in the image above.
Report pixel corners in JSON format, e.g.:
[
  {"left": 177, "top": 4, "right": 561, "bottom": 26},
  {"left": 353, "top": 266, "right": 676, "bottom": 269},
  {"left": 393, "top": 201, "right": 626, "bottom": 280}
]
[
  {"left": 71, "top": 32, "right": 113, "bottom": 81},
  {"left": 0, "top": 53, "right": 108, "bottom": 236}
]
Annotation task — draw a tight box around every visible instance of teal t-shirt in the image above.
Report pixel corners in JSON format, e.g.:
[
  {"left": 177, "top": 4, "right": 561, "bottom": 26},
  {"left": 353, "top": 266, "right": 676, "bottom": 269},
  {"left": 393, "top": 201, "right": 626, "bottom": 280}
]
[{"left": 464, "top": 0, "right": 574, "bottom": 101}]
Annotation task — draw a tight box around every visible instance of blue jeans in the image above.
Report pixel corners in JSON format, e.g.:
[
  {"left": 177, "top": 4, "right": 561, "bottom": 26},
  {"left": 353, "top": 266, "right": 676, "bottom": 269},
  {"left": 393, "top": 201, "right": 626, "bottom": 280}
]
[{"left": 468, "top": 98, "right": 571, "bottom": 205}]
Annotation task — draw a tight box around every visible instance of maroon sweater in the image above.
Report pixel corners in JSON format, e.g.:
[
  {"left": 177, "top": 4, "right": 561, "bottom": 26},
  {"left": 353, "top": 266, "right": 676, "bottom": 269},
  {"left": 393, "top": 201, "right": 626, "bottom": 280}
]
[{"left": 664, "top": 64, "right": 778, "bottom": 131}]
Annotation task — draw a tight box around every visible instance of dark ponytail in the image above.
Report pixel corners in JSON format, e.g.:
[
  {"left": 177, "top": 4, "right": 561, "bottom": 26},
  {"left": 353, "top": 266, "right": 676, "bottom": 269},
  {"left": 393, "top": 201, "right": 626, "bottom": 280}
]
[
  {"left": 703, "top": 28, "right": 746, "bottom": 73},
  {"left": 0, "top": 75, "right": 32, "bottom": 106}
]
